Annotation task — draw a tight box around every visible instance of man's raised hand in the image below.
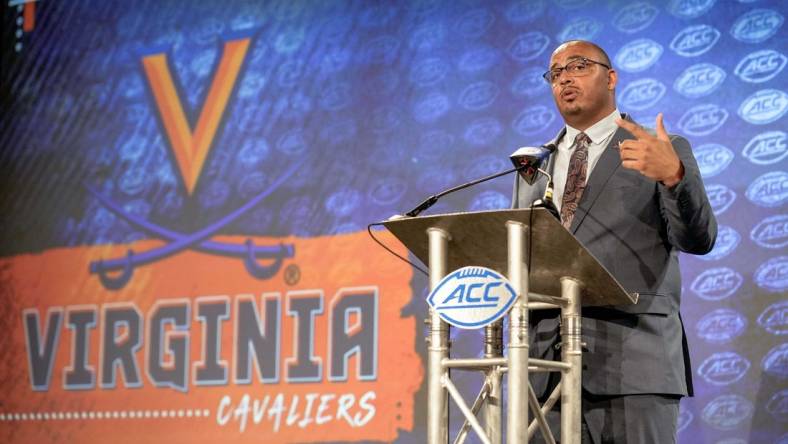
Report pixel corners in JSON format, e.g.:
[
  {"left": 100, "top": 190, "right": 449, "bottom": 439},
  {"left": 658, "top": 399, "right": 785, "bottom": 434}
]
[{"left": 615, "top": 113, "right": 684, "bottom": 188}]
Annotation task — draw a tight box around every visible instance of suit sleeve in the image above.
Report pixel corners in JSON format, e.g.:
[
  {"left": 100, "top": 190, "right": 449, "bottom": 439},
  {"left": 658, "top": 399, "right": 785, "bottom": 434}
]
[{"left": 658, "top": 135, "right": 718, "bottom": 255}]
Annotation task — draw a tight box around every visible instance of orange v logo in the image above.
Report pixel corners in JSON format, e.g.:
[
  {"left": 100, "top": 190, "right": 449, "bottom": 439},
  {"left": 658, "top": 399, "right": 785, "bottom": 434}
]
[{"left": 142, "top": 38, "right": 251, "bottom": 195}]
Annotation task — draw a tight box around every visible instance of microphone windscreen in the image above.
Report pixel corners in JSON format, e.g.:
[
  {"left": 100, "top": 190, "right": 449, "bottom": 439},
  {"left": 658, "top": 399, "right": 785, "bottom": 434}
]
[{"left": 509, "top": 146, "right": 550, "bottom": 185}]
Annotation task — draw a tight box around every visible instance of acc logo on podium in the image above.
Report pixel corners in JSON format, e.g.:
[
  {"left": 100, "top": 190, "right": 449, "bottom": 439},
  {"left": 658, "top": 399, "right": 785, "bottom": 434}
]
[{"left": 427, "top": 267, "right": 517, "bottom": 329}]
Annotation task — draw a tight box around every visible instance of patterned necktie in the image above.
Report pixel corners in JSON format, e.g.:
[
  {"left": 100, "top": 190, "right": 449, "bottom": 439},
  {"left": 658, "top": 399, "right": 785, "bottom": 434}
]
[{"left": 560, "top": 132, "right": 591, "bottom": 229}]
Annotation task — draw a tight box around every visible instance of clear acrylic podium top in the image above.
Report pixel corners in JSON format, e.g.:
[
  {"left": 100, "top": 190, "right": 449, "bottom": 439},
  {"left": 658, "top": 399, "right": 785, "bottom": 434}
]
[{"left": 383, "top": 208, "right": 636, "bottom": 307}]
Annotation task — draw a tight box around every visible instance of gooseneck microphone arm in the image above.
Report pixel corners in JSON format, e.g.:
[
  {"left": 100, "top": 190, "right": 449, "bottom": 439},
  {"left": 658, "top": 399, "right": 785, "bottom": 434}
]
[{"left": 404, "top": 163, "right": 530, "bottom": 217}]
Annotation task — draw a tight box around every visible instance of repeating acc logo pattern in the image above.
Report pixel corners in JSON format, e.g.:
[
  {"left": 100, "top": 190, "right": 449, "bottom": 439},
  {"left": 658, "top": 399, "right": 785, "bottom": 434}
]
[
  {"left": 758, "top": 301, "right": 788, "bottom": 336},
  {"left": 670, "top": 24, "right": 720, "bottom": 57},
  {"left": 754, "top": 256, "right": 788, "bottom": 293},
  {"left": 615, "top": 38, "right": 663, "bottom": 73},
  {"left": 619, "top": 78, "right": 666, "bottom": 111},
  {"left": 735, "top": 49, "right": 787, "bottom": 83},
  {"left": 743, "top": 131, "right": 788, "bottom": 165},
  {"left": 673, "top": 63, "right": 726, "bottom": 98},
  {"left": 702, "top": 394, "right": 754, "bottom": 431},
  {"left": 746, "top": 171, "right": 788, "bottom": 208},
  {"left": 613, "top": 2, "right": 659, "bottom": 34},
  {"left": 730, "top": 9, "right": 784, "bottom": 44},
  {"left": 738, "top": 89, "right": 788, "bottom": 125},
  {"left": 678, "top": 104, "right": 729, "bottom": 136},
  {"left": 3, "top": 1, "right": 787, "bottom": 442},
  {"left": 750, "top": 214, "right": 788, "bottom": 249},
  {"left": 697, "top": 225, "right": 740, "bottom": 261},
  {"left": 695, "top": 144, "right": 734, "bottom": 178},
  {"left": 698, "top": 352, "right": 751, "bottom": 386},
  {"left": 691, "top": 267, "right": 743, "bottom": 301},
  {"left": 696, "top": 308, "right": 748, "bottom": 344}
]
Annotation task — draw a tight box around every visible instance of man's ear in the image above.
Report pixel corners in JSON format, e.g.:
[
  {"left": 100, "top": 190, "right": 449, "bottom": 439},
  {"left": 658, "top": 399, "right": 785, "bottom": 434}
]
[{"left": 607, "top": 68, "right": 617, "bottom": 90}]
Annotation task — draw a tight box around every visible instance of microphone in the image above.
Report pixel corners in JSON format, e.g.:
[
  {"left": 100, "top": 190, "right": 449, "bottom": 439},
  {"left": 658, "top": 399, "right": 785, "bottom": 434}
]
[
  {"left": 402, "top": 163, "right": 529, "bottom": 218},
  {"left": 510, "top": 144, "right": 560, "bottom": 219},
  {"left": 509, "top": 144, "right": 554, "bottom": 184}
]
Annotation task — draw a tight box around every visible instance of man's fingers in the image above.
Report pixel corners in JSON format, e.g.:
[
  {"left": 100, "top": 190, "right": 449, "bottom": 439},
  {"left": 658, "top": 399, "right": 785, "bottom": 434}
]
[
  {"left": 655, "top": 113, "right": 670, "bottom": 142},
  {"left": 615, "top": 118, "right": 651, "bottom": 140},
  {"left": 621, "top": 159, "right": 644, "bottom": 171},
  {"left": 618, "top": 140, "right": 646, "bottom": 155}
]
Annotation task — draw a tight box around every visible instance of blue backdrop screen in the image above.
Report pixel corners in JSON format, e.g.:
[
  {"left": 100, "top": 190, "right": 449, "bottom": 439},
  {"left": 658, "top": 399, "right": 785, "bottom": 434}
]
[{"left": 1, "top": 0, "right": 786, "bottom": 443}]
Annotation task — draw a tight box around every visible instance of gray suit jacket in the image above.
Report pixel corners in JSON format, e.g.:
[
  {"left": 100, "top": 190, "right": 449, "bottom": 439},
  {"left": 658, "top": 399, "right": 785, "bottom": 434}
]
[{"left": 513, "top": 115, "right": 717, "bottom": 397}]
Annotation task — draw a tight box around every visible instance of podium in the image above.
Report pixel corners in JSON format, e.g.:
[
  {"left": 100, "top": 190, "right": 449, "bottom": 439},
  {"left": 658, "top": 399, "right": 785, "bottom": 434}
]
[{"left": 384, "top": 208, "right": 635, "bottom": 444}]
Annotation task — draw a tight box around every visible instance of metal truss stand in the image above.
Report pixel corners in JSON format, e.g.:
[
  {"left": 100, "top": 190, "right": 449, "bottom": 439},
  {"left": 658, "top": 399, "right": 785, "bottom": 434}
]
[{"left": 385, "top": 208, "right": 635, "bottom": 444}]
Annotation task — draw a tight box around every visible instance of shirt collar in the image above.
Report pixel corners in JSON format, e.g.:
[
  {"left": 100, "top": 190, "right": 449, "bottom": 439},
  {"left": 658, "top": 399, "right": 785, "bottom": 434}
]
[{"left": 564, "top": 109, "right": 621, "bottom": 146}]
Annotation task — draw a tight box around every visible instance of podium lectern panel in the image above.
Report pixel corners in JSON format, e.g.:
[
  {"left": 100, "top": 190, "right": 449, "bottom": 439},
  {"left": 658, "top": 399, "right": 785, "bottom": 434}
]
[
  {"left": 383, "top": 207, "right": 636, "bottom": 444},
  {"left": 384, "top": 208, "right": 634, "bottom": 306}
]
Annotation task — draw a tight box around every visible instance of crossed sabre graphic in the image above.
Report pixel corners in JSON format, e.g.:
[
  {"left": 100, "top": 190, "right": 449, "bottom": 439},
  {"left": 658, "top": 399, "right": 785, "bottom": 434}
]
[{"left": 86, "top": 162, "right": 300, "bottom": 290}]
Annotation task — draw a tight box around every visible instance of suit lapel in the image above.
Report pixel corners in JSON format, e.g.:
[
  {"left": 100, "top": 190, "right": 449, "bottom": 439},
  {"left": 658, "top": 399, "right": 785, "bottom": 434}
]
[
  {"left": 546, "top": 127, "right": 565, "bottom": 177},
  {"left": 568, "top": 114, "right": 635, "bottom": 233}
]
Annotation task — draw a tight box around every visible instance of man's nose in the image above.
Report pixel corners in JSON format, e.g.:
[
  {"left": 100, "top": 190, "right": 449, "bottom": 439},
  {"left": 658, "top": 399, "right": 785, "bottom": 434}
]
[{"left": 558, "top": 71, "right": 574, "bottom": 85}]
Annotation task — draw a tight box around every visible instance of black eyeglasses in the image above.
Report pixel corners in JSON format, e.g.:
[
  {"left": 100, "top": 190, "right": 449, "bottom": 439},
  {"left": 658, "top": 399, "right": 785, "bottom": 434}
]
[{"left": 542, "top": 57, "right": 611, "bottom": 84}]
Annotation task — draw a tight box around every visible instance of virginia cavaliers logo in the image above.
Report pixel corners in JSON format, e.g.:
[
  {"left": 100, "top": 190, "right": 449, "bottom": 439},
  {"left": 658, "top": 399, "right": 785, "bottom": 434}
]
[{"left": 88, "top": 36, "right": 296, "bottom": 290}]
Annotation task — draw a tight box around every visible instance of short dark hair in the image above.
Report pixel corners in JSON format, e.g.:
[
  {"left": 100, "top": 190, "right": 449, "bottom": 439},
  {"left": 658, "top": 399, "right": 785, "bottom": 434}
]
[{"left": 556, "top": 40, "right": 612, "bottom": 67}]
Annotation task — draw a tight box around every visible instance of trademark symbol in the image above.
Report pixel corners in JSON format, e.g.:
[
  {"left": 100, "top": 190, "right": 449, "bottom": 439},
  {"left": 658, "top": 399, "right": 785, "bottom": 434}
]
[{"left": 284, "top": 264, "right": 301, "bottom": 286}]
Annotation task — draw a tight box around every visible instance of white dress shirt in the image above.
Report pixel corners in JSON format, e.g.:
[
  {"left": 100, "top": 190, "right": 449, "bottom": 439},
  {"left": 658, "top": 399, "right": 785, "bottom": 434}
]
[{"left": 552, "top": 109, "right": 621, "bottom": 212}]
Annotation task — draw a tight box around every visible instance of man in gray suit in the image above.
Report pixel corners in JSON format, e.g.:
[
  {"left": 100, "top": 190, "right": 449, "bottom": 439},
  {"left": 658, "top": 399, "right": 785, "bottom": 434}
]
[{"left": 513, "top": 40, "right": 717, "bottom": 443}]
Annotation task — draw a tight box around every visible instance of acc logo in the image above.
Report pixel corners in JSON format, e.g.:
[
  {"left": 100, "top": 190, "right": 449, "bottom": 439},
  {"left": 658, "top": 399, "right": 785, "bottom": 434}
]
[
  {"left": 615, "top": 38, "right": 663, "bottom": 73},
  {"left": 696, "top": 308, "right": 748, "bottom": 343},
  {"left": 412, "top": 92, "right": 450, "bottom": 123},
  {"left": 470, "top": 190, "right": 509, "bottom": 212},
  {"left": 751, "top": 215, "right": 788, "bottom": 250},
  {"left": 409, "top": 57, "right": 450, "bottom": 87},
  {"left": 512, "top": 105, "right": 555, "bottom": 136},
  {"left": 505, "top": 0, "right": 546, "bottom": 24},
  {"left": 360, "top": 35, "right": 400, "bottom": 65},
  {"left": 667, "top": 0, "right": 716, "bottom": 19},
  {"left": 409, "top": 23, "right": 446, "bottom": 52},
  {"left": 613, "top": 2, "right": 659, "bottom": 34},
  {"left": 678, "top": 104, "right": 728, "bottom": 136},
  {"left": 427, "top": 267, "right": 517, "bottom": 329},
  {"left": 459, "top": 46, "right": 499, "bottom": 72},
  {"left": 698, "top": 225, "right": 740, "bottom": 261},
  {"left": 705, "top": 184, "right": 736, "bottom": 215},
  {"left": 730, "top": 9, "right": 784, "bottom": 44},
  {"left": 508, "top": 32, "right": 550, "bottom": 62},
  {"left": 690, "top": 267, "right": 743, "bottom": 301},
  {"left": 754, "top": 256, "right": 788, "bottom": 293},
  {"left": 464, "top": 155, "right": 508, "bottom": 179},
  {"left": 369, "top": 106, "right": 401, "bottom": 134},
  {"left": 464, "top": 117, "right": 503, "bottom": 147},
  {"left": 368, "top": 177, "right": 406, "bottom": 206},
  {"left": 455, "top": 8, "right": 495, "bottom": 38},
  {"left": 511, "top": 67, "right": 548, "bottom": 97},
  {"left": 758, "top": 300, "right": 788, "bottom": 335},
  {"left": 735, "top": 49, "right": 787, "bottom": 83},
  {"left": 746, "top": 171, "right": 788, "bottom": 208},
  {"left": 670, "top": 24, "right": 720, "bottom": 57},
  {"left": 698, "top": 352, "right": 751, "bottom": 386},
  {"left": 459, "top": 81, "right": 500, "bottom": 111},
  {"left": 743, "top": 131, "right": 788, "bottom": 165},
  {"left": 677, "top": 408, "right": 693, "bottom": 432},
  {"left": 319, "top": 82, "right": 352, "bottom": 111},
  {"left": 762, "top": 343, "right": 788, "bottom": 379},
  {"left": 554, "top": 0, "right": 591, "bottom": 8},
  {"left": 702, "top": 394, "right": 753, "bottom": 431},
  {"left": 694, "top": 144, "right": 734, "bottom": 178},
  {"left": 557, "top": 17, "right": 602, "bottom": 42},
  {"left": 673, "top": 63, "right": 726, "bottom": 98},
  {"left": 738, "top": 89, "right": 788, "bottom": 125},
  {"left": 766, "top": 389, "right": 788, "bottom": 422},
  {"left": 619, "top": 78, "right": 665, "bottom": 111}
]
